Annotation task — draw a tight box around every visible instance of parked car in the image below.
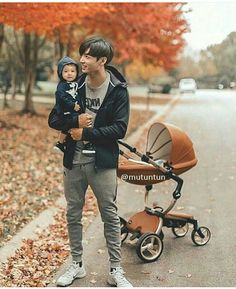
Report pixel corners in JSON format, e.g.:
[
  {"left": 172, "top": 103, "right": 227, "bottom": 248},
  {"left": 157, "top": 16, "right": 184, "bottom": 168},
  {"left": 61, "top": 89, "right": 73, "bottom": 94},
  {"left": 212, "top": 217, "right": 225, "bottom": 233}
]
[
  {"left": 179, "top": 78, "right": 197, "bottom": 93},
  {"left": 148, "top": 84, "right": 162, "bottom": 94},
  {"left": 148, "top": 83, "right": 172, "bottom": 94}
]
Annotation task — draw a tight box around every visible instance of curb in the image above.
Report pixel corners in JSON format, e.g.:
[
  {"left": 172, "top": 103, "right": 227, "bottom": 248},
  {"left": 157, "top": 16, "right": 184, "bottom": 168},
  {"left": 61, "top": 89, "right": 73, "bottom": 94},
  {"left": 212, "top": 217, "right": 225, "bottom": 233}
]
[{"left": 0, "top": 197, "right": 66, "bottom": 264}]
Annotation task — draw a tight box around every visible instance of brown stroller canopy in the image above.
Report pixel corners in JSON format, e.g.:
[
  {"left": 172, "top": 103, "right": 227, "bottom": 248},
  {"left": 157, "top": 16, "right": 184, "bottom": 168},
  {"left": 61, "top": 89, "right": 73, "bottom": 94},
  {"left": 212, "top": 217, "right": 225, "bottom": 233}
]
[
  {"left": 118, "top": 122, "right": 197, "bottom": 185},
  {"left": 146, "top": 122, "right": 197, "bottom": 173}
]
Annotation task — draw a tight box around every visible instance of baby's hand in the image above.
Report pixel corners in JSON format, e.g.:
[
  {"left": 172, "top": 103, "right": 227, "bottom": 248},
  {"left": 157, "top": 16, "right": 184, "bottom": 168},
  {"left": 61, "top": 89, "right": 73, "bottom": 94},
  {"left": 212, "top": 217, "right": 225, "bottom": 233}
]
[{"left": 74, "top": 102, "right": 81, "bottom": 112}]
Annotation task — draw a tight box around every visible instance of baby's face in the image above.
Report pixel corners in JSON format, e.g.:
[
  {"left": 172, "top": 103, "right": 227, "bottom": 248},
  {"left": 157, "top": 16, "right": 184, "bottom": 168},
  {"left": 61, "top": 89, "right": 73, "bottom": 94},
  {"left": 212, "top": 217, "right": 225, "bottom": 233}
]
[{"left": 62, "top": 64, "right": 77, "bottom": 81}]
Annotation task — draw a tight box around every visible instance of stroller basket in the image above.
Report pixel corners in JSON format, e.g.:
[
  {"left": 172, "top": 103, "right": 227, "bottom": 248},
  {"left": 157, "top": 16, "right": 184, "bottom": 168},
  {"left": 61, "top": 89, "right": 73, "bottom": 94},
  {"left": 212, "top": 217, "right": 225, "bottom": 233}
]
[{"left": 118, "top": 122, "right": 197, "bottom": 185}]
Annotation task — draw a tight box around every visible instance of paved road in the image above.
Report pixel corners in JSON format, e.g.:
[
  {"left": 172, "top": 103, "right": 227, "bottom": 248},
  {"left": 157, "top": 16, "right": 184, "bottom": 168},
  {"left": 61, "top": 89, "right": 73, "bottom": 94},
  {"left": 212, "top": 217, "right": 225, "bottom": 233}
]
[{"left": 52, "top": 89, "right": 236, "bottom": 287}]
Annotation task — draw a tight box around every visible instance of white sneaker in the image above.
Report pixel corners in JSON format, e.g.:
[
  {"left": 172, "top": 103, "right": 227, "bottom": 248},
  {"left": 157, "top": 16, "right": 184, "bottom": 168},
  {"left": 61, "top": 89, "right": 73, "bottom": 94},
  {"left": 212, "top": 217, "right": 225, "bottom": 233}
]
[
  {"left": 56, "top": 261, "right": 86, "bottom": 287},
  {"left": 107, "top": 267, "right": 133, "bottom": 287}
]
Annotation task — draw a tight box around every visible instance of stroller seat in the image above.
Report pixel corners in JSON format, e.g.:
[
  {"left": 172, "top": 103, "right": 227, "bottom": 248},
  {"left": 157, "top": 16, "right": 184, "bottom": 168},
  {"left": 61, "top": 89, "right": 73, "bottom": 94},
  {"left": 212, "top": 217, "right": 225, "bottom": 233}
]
[
  {"left": 118, "top": 122, "right": 197, "bottom": 185},
  {"left": 118, "top": 158, "right": 166, "bottom": 185},
  {"left": 126, "top": 211, "right": 160, "bottom": 234}
]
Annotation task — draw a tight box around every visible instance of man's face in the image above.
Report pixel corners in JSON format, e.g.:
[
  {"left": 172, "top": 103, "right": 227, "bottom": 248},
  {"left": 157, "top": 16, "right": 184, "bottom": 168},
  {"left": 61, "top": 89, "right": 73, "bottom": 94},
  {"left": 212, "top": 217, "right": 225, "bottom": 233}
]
[
  {"left": 62, "top": 64, "right": 77, "bottom": 81},
  {"left": 80, "top": 48, "right": 105, "bottom": 74}
]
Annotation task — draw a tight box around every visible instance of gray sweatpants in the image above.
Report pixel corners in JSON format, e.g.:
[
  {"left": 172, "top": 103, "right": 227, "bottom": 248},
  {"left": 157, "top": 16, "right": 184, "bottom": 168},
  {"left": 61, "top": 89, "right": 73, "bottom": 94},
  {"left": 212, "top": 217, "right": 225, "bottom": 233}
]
[{"left": 63, "top": 163, "right": 121, "bottom": 268}]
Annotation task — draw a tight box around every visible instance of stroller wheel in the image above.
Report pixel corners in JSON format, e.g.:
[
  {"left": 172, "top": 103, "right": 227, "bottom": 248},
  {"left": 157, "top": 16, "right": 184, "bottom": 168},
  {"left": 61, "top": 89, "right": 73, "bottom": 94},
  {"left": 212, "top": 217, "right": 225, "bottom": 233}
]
[
  {"left": 191, "top": 226, "right": 211, "bottom": 246},
  {"left": 119, "top": 217, "right": 129, "bottom": 243},
  {"left": 136, "top": 233, "right": 163, "bottom": 262},
  {"left": 172, "top": 223, "right": 189, "bottom": 238}
]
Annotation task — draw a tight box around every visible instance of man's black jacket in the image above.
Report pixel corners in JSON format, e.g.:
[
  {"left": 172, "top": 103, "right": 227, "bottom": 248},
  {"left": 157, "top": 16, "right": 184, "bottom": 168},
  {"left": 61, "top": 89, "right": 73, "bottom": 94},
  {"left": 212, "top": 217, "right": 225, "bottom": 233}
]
[{"left": 48, "top": 66, "right": 130, "bottom": 170}]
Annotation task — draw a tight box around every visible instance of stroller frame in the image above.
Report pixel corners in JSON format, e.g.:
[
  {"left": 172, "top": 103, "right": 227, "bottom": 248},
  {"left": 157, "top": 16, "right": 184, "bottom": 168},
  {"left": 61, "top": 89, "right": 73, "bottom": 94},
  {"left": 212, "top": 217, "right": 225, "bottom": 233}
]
[{"left": 118, "top": 139, "right": 211, "bottom": 263}]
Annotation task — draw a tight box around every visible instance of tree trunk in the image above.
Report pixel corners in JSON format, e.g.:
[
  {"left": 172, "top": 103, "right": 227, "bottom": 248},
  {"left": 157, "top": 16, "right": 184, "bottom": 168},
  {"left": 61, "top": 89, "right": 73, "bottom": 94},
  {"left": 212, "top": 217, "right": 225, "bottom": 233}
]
[
  {"left": 118, "top": 59, "right": 132, "bottom": 78},
  {"left": 59, "top": 41, "right": 65, "bottom": 59},
  {"left": 22, "top": 33, "right": 38, "bottom": 115},
  {"left": 3, "top": 88, "right": 10, "bottom": 108},
  {"left": 2, "top": 73, "right": 11, "bottom": 109},
  {"left": 54, "top": 29, "right": 65, "bottom": 67},
  {"left": 11, "top": 66, "right": 16, "bottom": 99},
  {"left": 66, "top": 24, "right": 75, "bottom": 57},
  {"left": 0, "top": 23, "right": 4, "bottom": 55}
]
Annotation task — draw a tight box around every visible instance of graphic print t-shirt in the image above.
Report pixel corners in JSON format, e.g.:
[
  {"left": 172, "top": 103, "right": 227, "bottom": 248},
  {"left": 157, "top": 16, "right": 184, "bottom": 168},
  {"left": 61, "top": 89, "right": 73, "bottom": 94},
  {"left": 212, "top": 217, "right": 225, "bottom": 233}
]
[
  {"left": 85, "top": 72, "right": 110, "bottom": 125},
  {"left": 73, "top": 72, "right": 110, "bottom": 164}
]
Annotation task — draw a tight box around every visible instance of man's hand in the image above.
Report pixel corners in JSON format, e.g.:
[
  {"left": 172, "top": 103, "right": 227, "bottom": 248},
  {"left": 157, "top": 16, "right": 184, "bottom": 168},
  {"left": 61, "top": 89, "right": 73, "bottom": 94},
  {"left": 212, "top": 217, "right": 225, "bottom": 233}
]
[
  {"left": 69, "top": 128, "right": 83, "bottom": 140},
  {"left": 78, "top": 113, "right": 93, "bottom": 128},
  {"left": 74, "top": 102, "right": 81, "bottom": 112}
]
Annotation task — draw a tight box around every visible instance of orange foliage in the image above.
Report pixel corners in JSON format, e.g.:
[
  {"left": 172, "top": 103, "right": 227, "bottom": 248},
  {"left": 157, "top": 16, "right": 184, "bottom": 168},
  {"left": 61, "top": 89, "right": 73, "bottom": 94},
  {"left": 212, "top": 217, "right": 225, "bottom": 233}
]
[
  {"left": 0, "top": 3, "right": 105, "bottom": 36},
  {"left": 126, "top": 60, "right": 164, "bottom": 83},
  {"left": 82, "top": 3, "right": 188, "bottom": 70},
  {"left": 0, "top": 2, "right": 188, "bottom": 71}
]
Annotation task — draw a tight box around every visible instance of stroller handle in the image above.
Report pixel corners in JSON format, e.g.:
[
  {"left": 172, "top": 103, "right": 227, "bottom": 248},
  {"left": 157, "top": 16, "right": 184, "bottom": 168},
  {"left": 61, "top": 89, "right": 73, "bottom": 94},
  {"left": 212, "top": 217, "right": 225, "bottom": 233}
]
[
  {"left": 118, "top": 140, "right": 165, "bottom": 172},
  {"left": 118, "top": 140, "right": 149, "bottom": 162},
  {"left": 118, "top": 140, "right": 137, "bottom": 153},
  {"left": 118, "top": 140, "right": 183, "bottom": 201}
]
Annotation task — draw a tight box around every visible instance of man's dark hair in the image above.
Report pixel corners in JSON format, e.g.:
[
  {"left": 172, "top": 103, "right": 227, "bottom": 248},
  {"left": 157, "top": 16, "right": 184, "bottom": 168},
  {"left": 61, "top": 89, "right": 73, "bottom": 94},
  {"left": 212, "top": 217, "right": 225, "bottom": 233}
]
[{"left": 79, "top": 36, "right": 114, "bottom": 65}]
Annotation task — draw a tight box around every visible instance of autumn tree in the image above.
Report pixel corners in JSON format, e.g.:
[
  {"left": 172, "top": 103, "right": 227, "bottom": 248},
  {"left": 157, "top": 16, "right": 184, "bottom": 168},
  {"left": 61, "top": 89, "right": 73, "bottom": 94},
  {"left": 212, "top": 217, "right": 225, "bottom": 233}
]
[
  {"left": 0, "top": 3, "right": 188, "bottom": 113},
  {"left": 0, "top": 3, "right": 104, "bottom": 114},
  {"left": 204, "top": 32, "right": 236, "bottom": 86},
  {"left": 178, "top": 32, "right": 236, "bottom": 88},
  {"left": 81, "top": 3, "right": 188, "bottom": 75},
  {"left": 176, "top": 55, "right": 202, "bottom": 80}
]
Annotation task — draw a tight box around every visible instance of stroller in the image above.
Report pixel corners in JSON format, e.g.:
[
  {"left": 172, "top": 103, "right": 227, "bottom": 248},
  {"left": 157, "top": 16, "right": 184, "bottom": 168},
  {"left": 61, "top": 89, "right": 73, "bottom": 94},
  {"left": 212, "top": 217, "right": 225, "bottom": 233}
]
[{"left": 117, "top": 122, "right": 211, "bottom": 263}]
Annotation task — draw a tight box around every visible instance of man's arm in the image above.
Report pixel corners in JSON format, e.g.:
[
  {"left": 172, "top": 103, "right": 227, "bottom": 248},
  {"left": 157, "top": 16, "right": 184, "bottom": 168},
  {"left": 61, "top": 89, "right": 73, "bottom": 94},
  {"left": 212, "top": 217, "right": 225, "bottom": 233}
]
[
  {"left": 48, "top": 108, "right": 92, "bottom": 131},
  {"left": 82, "top": 89, "right": 129, "bottom": 141},
  {"left": 48, "top": 107, "right": 79, "bottom": 131}
]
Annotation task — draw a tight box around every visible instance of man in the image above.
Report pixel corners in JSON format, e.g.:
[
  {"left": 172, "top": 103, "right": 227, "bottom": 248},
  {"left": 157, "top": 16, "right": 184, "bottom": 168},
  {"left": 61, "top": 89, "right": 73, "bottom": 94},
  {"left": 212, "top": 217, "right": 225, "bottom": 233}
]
[{"left": 48, "top": 36, "right": 132, "bottom": 287}]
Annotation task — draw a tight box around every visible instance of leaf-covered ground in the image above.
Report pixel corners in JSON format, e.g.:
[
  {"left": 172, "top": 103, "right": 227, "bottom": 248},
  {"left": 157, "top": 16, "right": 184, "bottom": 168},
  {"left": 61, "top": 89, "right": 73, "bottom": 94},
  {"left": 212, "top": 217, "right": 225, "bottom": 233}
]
[
  {"left": 0, "top": 105, "right": 154, "bottom": 246},
  {"left": 0, "top": 107, "right": 63, "bottom": 247},
  {"left": 0, "top": 104, "right": 155, "bottom": 286},
  {"left": 0, "top": 203, "right": 97, "bottom": 287}
]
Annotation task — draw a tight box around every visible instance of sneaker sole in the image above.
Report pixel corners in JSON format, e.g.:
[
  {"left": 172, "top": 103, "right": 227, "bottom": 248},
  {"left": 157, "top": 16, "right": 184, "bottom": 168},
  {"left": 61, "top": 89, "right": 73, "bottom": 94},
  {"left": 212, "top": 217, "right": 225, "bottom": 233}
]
[
  {"left": 107, "top": 276, "right": 133, "bottom": 287},
  {"left": 107, "top": 277, "right": 117, "bottom": 287},
  {"left": 56, "top": 272, "right": 86, "bottom": 287}
]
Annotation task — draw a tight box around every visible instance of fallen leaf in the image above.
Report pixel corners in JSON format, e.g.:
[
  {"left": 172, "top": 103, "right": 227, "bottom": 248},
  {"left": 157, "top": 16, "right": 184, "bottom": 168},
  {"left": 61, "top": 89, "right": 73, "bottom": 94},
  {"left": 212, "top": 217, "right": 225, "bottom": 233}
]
[
  {"left": 178, "top": 273, "right": 192, "bottom": 278},
  {"left": 141, "top": 270, "right": 151, "bottom": 274},
  {"left": 205, "top": 209, "right": 212, "bottom": 214},
  {"left": 156, "top": 275, "right": 165, "bottom": 281},
  {"left": 97, "top": 249, "right": 105, "bottom": 254}
]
